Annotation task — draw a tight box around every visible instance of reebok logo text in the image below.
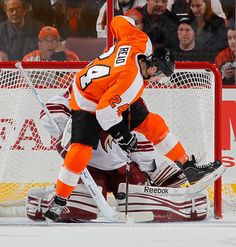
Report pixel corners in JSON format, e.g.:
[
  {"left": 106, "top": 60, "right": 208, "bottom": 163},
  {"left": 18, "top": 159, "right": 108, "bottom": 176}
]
[{"left": 144, "top": 186, "right": 168, "bottom": 194}]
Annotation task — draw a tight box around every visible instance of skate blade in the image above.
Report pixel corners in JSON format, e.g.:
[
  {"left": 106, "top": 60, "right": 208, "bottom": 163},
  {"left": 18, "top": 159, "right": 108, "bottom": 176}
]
[{"left": 188, "top": 165, "right": 226, "bottom": 193}]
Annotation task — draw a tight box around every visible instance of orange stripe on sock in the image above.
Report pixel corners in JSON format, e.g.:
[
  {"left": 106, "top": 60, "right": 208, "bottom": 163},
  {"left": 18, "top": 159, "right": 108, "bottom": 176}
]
[
  {"left": 165, "top": 142, "right": 188, "bottom": 164},
  {"left": 55, "top": 143, "right": 93, "bottom": 199},
  {"left": 56, "top": 179, "right": 75, "bottom": 199}
]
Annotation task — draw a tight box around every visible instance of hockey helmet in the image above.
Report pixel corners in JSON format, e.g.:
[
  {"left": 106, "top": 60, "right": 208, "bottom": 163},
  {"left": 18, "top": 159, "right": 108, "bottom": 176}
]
[{"left": 146, "top": 47, "right": 175, "bottom": 77}]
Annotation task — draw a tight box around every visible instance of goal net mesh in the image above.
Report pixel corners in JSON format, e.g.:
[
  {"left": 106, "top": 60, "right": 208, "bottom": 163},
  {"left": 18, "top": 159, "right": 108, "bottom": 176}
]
[{"left": 0, "top": 62, "right": 234, "bottom": 216}]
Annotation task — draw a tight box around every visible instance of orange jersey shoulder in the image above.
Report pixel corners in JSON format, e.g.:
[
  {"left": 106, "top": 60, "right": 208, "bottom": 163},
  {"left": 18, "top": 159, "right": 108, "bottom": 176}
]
[
  {"left": 70, "top": 16, "right": 150, "bottom": 130},
  {"left": 74, "top": 16, "right": 152, "bottom": 103}
]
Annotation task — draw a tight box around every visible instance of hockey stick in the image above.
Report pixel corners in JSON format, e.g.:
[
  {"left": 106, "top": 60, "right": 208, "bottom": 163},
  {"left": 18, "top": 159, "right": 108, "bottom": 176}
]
[
  {"left": 125, "top": 152, "right": 130, "bottom": 219},
  {"left": 15, "top": 62, "right": 118, "bottom": 222},
  {"left": 125, "top": 108, "right": 131, "bottom": 220}
]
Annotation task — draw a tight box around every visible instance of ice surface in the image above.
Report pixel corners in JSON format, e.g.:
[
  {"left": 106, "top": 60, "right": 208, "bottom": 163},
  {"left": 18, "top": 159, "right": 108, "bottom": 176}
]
[{"left": 0, "top": 212, "right": 236, "bottom": 247}]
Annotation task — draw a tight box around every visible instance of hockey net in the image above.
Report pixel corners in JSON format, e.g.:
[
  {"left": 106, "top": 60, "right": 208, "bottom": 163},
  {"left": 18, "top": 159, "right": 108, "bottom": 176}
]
[{"left": 0, "top": 61, "right": 234, "bottom": 218}]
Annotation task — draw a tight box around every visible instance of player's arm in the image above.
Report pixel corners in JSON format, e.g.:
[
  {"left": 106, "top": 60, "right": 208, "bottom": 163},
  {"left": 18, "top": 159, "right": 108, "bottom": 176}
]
[
  {"left": 96, "top": 65, "right": 144, "bottom": 152},
  {"left": 110, "top": 15, "right": 153, "bottom": 57}
]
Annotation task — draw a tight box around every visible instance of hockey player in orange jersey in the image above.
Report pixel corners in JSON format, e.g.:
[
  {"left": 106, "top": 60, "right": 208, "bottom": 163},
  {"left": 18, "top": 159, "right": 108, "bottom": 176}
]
[{"left": 45, "top": 15, "right": 225, "bottom": 221}]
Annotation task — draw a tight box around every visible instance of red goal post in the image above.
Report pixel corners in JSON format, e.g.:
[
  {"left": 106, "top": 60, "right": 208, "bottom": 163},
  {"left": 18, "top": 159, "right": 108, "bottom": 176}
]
[
  {"left": 0, "top": 61, "right": 223, "bottom": 218},
  {"left": 176, "top": 62, "right": 222, "bottom": 218}
]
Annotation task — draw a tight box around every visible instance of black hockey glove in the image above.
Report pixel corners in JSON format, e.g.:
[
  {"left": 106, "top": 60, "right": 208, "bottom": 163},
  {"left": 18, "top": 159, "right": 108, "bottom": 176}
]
[
  {"left": 107, "top": 121, "right": 137, "bottom": 153},
  {"left": 115, "top": 131, "right": 137, "bottom": 152}
]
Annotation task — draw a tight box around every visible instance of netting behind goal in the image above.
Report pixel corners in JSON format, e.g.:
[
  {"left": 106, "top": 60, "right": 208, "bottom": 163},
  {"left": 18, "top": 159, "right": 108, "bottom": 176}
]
[{"left": 0, "top": 61, "right": 233, "bottom": 219}]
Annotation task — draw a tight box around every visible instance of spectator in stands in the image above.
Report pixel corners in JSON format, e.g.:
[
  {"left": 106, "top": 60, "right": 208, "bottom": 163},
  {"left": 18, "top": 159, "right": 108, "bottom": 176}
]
[
  {"left": 176, "top": 16, "right": 196, "bottom": 50},
  {"left": 0, "top": 0, "right": 44, "bottom": 60},
  {"left": 96, "top": 0, "right": 146, "bottom": 38},
  {"left": 0, "top": 50, "right": 8, "bottom": 61},
  {"left": 124, "top": 8, "right": 144, "bottom": 30},
  {"left": 51, "top": 0, "right": 99, "bottom": 38},
  {"left": 23, "top": 26, "right": 79, "bottom": 61},
  {"left": 137, "top": 0, "right": 179, "bottom": 48},
  {"left": 189, "top": 0, "right": 228, "bottom": 59},
  {"left": 167, "top": 0, "right": 226, "bottom": 19},
  {"left": 215, "top": 23, "right": 236, "bottom": 85},
  {"left": 172, "top": 15, "right": 208, "bottom": 61}
]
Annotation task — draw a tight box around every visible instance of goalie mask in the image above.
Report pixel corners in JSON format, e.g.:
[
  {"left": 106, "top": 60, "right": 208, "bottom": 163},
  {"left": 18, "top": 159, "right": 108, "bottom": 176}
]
[{"left": 146, "top": 47, "right": 175, "bottom": 78}]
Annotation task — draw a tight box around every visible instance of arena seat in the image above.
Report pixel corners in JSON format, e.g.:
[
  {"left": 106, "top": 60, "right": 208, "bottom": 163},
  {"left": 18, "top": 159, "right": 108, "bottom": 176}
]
[{"left": 65, "top": 37, "right": 106, "bottom": 61}]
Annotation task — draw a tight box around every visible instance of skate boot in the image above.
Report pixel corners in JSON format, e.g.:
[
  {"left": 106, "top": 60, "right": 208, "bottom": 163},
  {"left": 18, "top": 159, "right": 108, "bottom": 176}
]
[
  {"left": 175, "top": 155, "right": 223, "bottom": 184},
  {"left": 44, "top": 195, "right": 66, "bottom": 222}
]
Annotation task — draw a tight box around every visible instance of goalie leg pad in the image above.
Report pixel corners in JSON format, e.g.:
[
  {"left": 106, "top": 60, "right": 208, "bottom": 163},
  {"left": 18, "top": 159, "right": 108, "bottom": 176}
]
[
  {"left": 116, "top": 183, "right": 209, "bottom": 222},
  {"left": 60, "top": 184, "right": 99, "bottom": 221},
  {"left": 26, "top": 185, "right": 55, "bottom": 221},
  {"left": 149, "top": 161, "right": 187, "bottom": 187},
  {"left": 26, "top": 184, "right": 100, "bottom": 222}
]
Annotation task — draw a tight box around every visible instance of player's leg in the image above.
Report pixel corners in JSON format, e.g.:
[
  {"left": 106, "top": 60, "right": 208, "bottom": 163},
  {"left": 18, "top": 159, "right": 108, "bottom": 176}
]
[
  {"left": 129, "top": 98, "right": 225, "bottom": 185},
  {"left": 44, "top": 109, "right": 101, "bottom": 221},
  {"left": 59, "top": 166, "right": 110, "bottom": 222},
  {"left": 26, "top": 166, "right": 110, "bottom": 222}
]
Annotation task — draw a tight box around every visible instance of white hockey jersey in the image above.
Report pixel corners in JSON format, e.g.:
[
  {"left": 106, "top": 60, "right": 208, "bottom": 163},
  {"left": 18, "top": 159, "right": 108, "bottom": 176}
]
[{"left": 40, "top": 89, "right": 157, "bottom": 172}]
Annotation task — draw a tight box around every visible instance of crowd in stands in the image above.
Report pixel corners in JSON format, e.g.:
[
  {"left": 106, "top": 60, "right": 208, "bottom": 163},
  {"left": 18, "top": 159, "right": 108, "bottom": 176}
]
[{"left": 0, "top": 0, "right": 235, "bottom": 85}]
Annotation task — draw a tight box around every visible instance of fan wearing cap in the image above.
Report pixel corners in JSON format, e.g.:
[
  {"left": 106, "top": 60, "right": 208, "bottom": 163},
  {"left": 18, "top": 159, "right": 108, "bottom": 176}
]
[
  {"left": 23, "top": 26, "right": 79, "bottom": 61},
  {"left": 172, "top": 16, "right": 211, "bottom": 61},
  {"left": 136, "top": 0, "right": 179, "bottom": 48},
  {"left": 0, "top": 0, "right": 44, "bottom": 61},
  {"left": 176, "top": 16, "right": 197, "bottom": 51},
  {"left": 124, "top": 8, "right": 144, "bottom": 30}
]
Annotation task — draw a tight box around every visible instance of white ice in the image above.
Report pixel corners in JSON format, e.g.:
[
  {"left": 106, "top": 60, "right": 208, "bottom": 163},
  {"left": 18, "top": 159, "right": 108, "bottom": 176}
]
[{"left": 0, "top": 212, "right": 236, "bottom": 247}]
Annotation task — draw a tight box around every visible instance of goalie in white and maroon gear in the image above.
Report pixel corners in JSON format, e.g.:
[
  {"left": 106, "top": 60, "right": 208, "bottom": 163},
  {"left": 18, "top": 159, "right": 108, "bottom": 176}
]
[{"left": 27, "top": 90, "right": 208, "bottom": 222}]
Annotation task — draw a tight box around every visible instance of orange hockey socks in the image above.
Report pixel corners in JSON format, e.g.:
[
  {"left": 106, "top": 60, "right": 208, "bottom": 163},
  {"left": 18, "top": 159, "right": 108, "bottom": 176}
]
[
  {"left": 56, "top": 143, "right": 92, "bottom": 198},
  {"left": 134, "top": 112, "right": 188, "bottom": 164}
]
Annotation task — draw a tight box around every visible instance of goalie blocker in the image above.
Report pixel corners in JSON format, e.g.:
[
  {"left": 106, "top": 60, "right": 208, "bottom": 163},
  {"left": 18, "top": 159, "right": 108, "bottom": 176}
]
[{"left": 26, "top": 162, "right": 211, "bottom": 222}]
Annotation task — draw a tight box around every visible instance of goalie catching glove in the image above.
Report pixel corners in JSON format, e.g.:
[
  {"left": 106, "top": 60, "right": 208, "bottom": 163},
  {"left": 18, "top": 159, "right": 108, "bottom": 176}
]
[{"left": 107, "top": 120, "right": 137, "bottom": 152}]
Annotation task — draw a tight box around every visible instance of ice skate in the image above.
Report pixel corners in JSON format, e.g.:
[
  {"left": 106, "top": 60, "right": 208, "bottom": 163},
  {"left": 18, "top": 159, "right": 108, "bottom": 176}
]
[
  {"left": 175, "top": 155, "right": 225, "bottom": 185},
  {"left": 44, "top": 195, "right": 66, "bottom": 222}
]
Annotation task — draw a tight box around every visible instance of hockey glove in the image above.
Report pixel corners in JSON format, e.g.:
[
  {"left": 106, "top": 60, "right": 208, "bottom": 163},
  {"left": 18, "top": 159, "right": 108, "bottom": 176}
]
[
  {"left": 115, "top": 131, "right": 137, "bottom": 152},
  {"left": 107, "top": 120, "right": 137, "bottom": 152}
]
